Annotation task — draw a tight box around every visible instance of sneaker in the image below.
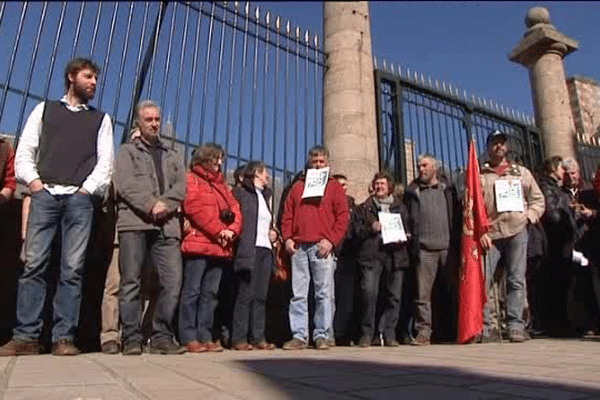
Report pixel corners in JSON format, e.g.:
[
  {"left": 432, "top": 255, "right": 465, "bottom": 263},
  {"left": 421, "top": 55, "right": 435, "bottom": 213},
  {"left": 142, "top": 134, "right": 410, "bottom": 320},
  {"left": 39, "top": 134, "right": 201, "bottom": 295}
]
[
  {"left": 232, "top": 342, "right": 253, "bottom": 351},
  {"left": 410, "top": 334, "right": 431, "bottom": 346},
  {"left": 282, "top": 338, "right": 308, "bottom": 350},
  {"left": 371, "top": 336, "right": 383, "bottom": 347},
  {"left": 0, "top": 338, "right": 41, "bottom": 357},
  {"left": 101, "top": 340, "right": 120, "bottom": 355},
  {"left": 149, "top": 339, "right": 186, "bottom": 354},
  {"left": 185, "top": 340, "right": 206, "bottom": 353},
  {"left": 383, "top": 338, "right": 400, "bottom": 347},
  {"left": 315, "top": 338, "right": 329, "bottom": 350},
  {"left": 358, "top": 336, "right": 371, "bottom": 348},
  {"left": 202, "top": 341, "right": 223, "bottom": 352},
  {"left": 509, "top": 329, "right": 525, "bottom": 343},
  {"left": 51, "top": 339, "right": 80, "bottom": 356},
  {"left": 122, "top": 342, "right": 143, "bottom": 356}
]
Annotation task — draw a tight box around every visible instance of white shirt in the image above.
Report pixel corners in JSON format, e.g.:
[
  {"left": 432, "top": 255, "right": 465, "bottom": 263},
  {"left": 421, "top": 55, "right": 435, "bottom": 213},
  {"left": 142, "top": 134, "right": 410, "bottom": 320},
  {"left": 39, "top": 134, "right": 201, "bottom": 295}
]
[
  {"left": 255, "top": 188, "right": 272, "bottom": 249},
  {"left": 15, "top": 96, "right": 114, "bottom": 196}
]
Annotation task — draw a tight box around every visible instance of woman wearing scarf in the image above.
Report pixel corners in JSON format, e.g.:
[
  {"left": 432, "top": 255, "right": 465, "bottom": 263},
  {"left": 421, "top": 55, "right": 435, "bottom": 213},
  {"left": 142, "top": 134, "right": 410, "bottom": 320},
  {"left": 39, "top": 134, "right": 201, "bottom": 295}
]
[
  {"left": 178, "top": 143, "right": 242, "bottom": 353},
  {"left": 352, "top": 171, "right": 415, "bottom": 348}
]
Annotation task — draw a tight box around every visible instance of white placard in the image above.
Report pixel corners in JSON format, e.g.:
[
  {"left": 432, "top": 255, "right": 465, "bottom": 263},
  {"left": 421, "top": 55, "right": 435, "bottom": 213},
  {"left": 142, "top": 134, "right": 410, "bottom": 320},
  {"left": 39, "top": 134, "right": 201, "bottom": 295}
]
[
  {"left": 494, "top": 179, "right": 524, "bottom": 213},
  {"left": 302, "top": 167, "right": 330, "bottom": 198},
  {"left": 378, "top": 212, "right": 407, "bottom": 244}
]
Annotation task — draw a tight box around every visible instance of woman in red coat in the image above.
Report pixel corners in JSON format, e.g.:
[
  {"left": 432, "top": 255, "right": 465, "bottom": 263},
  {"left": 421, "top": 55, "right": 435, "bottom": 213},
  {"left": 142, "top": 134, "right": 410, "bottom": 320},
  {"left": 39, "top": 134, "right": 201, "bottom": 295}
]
[{"left": 178, "top": 143, "right": 242, "bottom": 353}]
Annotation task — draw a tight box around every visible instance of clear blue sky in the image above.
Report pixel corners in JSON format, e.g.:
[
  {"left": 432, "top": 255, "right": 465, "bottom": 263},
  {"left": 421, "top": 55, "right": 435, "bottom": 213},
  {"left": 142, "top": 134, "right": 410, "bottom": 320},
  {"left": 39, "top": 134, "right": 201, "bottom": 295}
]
[{"left": 260, "top": 1, "right": 600, "bottom": 119}]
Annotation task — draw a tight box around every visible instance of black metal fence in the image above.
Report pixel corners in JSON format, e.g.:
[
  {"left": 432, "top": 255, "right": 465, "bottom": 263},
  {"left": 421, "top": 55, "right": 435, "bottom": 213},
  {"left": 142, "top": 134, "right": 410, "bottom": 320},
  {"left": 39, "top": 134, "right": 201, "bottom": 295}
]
[
  {"left": 374, "top": 64, "right": 543, "bottom": 187},
  {"left": 0, "top": 1, "right": 325, "bottom": 199}
]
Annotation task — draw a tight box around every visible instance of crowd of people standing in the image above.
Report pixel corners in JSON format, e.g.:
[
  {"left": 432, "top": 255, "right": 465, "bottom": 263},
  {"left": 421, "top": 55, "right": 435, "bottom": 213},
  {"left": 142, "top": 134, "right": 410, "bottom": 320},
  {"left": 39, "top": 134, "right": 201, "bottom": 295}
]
[{"left": 1, "top": 57, "right": 600, "bottom": 356}]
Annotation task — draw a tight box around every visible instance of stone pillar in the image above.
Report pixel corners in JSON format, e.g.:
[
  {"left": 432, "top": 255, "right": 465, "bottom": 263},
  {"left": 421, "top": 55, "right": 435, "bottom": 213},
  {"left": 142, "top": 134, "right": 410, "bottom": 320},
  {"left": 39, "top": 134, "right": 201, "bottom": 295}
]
[
  {"left": 323, "top": 1, "right": 379, "bottom": 203},
  {"left": 509, "top": 6, "right": 579, "bottom": 159}
]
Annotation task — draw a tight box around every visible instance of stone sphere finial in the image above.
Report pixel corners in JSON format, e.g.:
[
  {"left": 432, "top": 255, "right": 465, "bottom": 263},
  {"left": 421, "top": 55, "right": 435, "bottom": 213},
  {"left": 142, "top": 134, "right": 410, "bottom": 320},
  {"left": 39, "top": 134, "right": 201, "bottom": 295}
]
[{"left": 526, "top": 6, "right": 551, "bottom": 28}]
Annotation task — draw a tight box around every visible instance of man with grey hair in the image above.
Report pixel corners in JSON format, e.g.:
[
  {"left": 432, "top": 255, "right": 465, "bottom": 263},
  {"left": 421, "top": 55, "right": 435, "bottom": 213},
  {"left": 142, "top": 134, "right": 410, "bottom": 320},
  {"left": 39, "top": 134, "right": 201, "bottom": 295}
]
[
  {"left": 114, "top": 100, "right": 186, "bottom": 355},
  {"left": 405, "top": 153, "right": 459, "bottom": 345},
  {"left": 281, "top": 146, "right": 349, "bottom": 350}
]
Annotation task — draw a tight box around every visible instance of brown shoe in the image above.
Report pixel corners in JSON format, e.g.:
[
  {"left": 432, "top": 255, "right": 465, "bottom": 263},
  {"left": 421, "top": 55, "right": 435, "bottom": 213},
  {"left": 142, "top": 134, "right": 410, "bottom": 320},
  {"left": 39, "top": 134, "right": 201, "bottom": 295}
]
[
  {"left": 203, "top": 341, "right": 223, "bottom": 352},
  {"left": 0, "top": 338, "right": 41, "bottom": 356},
  {"left": 101, "top": 340, "right": 120, "bottom": 354},
  {"left": 253, "top": 341, "right": 276, "bottom": 350},
  {"left": 410, "top": 335, "right": 431, "bottom": 346},
  {"left": 51, "top": 339, "right": 80, "bottom": 356},
  {"left": 232, "top": 342, "right": 253, "bottom": 351},
  {"left": 282, "top": 338, "right": 308, "bottom": 350},
  {"left": 315, "top": 338, "right": 329, "bottom": 350},
  {"left": 185, "top": 340, "right": 206, "bottom": 353}
]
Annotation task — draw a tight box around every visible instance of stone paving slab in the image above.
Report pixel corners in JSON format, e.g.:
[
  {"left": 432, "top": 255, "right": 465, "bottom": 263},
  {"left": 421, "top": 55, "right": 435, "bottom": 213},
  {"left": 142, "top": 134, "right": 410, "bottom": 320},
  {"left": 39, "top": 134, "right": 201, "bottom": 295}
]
[{"left": 1, "top": 339, "right": 600, "bottom": 399}]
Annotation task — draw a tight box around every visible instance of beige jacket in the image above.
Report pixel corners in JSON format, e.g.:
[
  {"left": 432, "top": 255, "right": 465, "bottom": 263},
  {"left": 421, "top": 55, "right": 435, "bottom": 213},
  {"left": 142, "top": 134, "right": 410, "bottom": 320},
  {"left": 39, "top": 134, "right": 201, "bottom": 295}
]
[{"left": 480, "top": 162, "right": 545, "bottom": 240}]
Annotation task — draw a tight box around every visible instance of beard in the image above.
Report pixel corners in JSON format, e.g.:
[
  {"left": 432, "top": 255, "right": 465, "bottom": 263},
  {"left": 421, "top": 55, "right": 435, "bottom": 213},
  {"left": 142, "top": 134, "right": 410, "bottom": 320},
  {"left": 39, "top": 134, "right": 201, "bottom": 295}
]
[{"left": 73, "top": 80, "right": 96, "bottom": 102}]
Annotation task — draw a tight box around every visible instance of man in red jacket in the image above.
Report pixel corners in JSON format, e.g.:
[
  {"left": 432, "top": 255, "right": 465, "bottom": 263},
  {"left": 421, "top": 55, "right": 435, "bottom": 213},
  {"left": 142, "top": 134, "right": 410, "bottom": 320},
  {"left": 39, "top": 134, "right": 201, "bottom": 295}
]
[{"left": 281, "top": 146, "right": 349, "bottom": 350}]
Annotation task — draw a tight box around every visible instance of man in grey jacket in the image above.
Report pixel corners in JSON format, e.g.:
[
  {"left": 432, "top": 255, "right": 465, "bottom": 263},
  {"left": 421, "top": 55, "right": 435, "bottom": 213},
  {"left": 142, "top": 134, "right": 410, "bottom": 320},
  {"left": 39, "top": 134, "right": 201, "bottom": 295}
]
[{"left": 114, "top": 100, "right": 186, "bottom": 355}]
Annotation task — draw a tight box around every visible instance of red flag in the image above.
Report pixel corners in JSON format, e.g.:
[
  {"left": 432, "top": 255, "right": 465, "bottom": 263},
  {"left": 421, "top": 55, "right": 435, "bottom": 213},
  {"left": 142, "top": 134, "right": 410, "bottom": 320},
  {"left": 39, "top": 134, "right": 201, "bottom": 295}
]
[{"left": 458, "top": 138, "right": 489, "bottom": 344}]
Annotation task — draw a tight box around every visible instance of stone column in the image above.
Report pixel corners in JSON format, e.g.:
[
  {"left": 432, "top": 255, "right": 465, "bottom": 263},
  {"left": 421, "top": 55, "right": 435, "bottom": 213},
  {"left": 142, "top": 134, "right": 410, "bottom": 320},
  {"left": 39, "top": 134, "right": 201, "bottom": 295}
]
[
  {"left": 509, "top": 6, "right": 578, "bottom": 159},
  {"left": 323, "top": 1, "right": 379, "bottom": 203}
]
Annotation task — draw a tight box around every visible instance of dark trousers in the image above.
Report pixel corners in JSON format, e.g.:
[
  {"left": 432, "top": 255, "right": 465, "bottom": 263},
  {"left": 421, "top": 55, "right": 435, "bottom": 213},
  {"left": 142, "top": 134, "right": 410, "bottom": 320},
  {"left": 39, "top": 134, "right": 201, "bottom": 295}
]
[
  {"left": 178, "top": 256, "right": 226, "bottom": 344},
  {"left": 334, "top": 254, "right": 359, "bottom": 342},
  {"left": 231, "top": 247, "right": 273, "bottom": 345},
  {"left": 119, "top": 230, "right": 182, "bottom": 345},
  {"left": 360, "top": 255, "right": 405, "bottom": 340}
]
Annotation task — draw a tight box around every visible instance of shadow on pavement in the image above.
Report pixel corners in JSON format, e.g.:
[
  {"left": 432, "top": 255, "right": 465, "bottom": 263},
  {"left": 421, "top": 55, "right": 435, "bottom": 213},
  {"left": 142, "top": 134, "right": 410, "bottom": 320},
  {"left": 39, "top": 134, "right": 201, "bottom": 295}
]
[{"left": 235, "top": 357, "right": 600, "bottom": 399}]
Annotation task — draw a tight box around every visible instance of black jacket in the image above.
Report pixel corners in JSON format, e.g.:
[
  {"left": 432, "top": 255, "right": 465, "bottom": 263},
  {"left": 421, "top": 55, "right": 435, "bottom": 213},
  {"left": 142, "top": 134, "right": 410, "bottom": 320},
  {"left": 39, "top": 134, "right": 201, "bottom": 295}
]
[
  {"left": 538, "top": 174, "right": 579, "bottom": 260},
  {"left": 352, "top": 196, "right": 415, "bottom": 269},
  {"left": 233, "top": 179, "right": 273, "bottom": 272}
]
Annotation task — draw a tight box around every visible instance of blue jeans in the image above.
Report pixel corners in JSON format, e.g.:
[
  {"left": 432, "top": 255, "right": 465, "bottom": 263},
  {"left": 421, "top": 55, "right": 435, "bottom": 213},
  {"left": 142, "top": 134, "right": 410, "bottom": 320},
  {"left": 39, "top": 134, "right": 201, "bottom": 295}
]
[
  {"left": 119, "top": 230, "right": 182, "bottom": 345},
  {"left": 483, "top": 228, "right": 528, "bottom": 334},
  {"left": 178, "top": 257, "right": 225, "bottom": 344},
  {"left": 289, "top": 243, "right": 335, "bottom": 342},
  {"left": 14, "top": 189, "right": 93, "bottom": 341}
]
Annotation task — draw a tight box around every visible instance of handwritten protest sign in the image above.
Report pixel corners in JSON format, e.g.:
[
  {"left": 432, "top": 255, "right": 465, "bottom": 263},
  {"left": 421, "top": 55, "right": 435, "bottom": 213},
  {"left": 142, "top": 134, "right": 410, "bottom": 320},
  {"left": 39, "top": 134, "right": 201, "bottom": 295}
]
[
  {"left": 302, "top": 167, "right": 330, "bottom": 198},
  {"left": 378, "top": 212, "right": 407, "bottom": 244},
  {"left": 494, "top": 179, "right": 524, "bottom": 213}
]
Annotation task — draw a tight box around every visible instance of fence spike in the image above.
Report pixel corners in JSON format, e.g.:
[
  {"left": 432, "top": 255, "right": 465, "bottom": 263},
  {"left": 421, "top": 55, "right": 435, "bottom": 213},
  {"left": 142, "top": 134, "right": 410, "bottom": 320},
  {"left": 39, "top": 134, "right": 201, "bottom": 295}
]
[
  {"left": 275, "top": 16, "right": 280, "bottom": 31},
  {"left": 234, "top": 1, "right": 239, "bottom": 12},
  {"left": 295, "top": 26, "right": 300, "bottom": 39},
  {"left": 428, "top": 76, "right": 433, "bottom": 88},
  {"left": 420, "top": 73, "right": 425, "bottom": 86},
  {"left": 390, "top": 62, "right": 396, "bottom": 74},
  {"left": 266, "top": 11, "right": 270, "bottom": 25},
  {"left": 436, "top": 80, "right": 440, "bottom": 90},
  {"left": 406, "top": 67, "right": 410, "bottom": 78},
  {"left": 373, "top": 56, "right": 378, "bottom": 69},
  {"left": 382, "top": 58, "right": 387, "bottom": 71},
  {"left": 414, "top": 71, "right": 418, "bottom": 82},
  {"left": 305, "top": 29, "right": 309, "bottom": 43},
  {"left": 286, "top": 20, "right": 291, "bottom": 36},
  {"left": 442, "top": 81, "right": 446, "bottom": 92},
  {"left": 255, "top": 5, "right": 260, "bottom": 20},
  {"left": 463, "top": 90, "right": 467, "bottom": 100},
  {"left": 314, "top": 33, "right": 318, "bottom": 47},
  {"left": 245, "top": 2, "right": 250, "bottom": 16}
]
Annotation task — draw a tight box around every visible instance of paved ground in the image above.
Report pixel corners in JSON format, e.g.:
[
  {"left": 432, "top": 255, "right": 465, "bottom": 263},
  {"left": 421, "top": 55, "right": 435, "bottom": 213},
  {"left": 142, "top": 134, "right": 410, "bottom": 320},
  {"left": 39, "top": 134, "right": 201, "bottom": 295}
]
[{"left": 1, "top": 338, "right": 600, "bottom": 400}]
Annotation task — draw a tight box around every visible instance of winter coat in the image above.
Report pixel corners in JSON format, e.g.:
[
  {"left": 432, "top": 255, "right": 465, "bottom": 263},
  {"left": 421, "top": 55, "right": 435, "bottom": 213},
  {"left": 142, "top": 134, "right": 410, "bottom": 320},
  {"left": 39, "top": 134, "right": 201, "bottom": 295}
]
[
  {"left": 181, "top": 164, "right": 242, "bottom": 258},
  {"left": 352, "top": 196, "right": 415, "bottom": 270},
  {"left": 115, "top": 138, "right": 186, "bottom": 238},
  {"left": 232, "top": 178, "right": 274, "bottom": 272},
  {"left": 480, "top": 162, "right": 545, "bottom": 240}
]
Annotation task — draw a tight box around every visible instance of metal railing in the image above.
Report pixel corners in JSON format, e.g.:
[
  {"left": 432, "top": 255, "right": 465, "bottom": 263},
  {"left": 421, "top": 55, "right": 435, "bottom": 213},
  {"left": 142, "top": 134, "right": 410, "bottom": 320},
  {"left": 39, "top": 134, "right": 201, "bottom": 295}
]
[
  {"left": 374, "top": 61, "right": 543, "bottom": 187},
  {"left": 0, "top": 1, "right": 325, "bottom": 201}
]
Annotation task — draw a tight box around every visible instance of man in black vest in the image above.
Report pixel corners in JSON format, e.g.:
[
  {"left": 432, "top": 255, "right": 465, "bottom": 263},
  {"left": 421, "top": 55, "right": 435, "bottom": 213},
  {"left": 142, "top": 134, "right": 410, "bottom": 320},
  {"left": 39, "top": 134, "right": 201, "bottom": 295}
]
[{"left": 1, "top": 58, "right": 114, "bottom": 356}]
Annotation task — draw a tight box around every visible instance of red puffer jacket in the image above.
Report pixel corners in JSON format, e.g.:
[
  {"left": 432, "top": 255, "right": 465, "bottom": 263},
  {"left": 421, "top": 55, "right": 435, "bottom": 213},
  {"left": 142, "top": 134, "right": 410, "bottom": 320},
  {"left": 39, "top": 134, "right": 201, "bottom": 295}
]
[{"left": 181, "top": 164, "right": 242, "bottom": 258}]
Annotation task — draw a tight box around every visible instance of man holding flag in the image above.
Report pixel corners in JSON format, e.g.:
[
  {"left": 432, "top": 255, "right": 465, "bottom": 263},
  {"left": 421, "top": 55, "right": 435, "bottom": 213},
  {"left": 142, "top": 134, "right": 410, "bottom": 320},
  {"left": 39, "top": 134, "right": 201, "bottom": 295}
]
[{"left": 477, "top": 131, "right": 545, "bottom": 343}]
